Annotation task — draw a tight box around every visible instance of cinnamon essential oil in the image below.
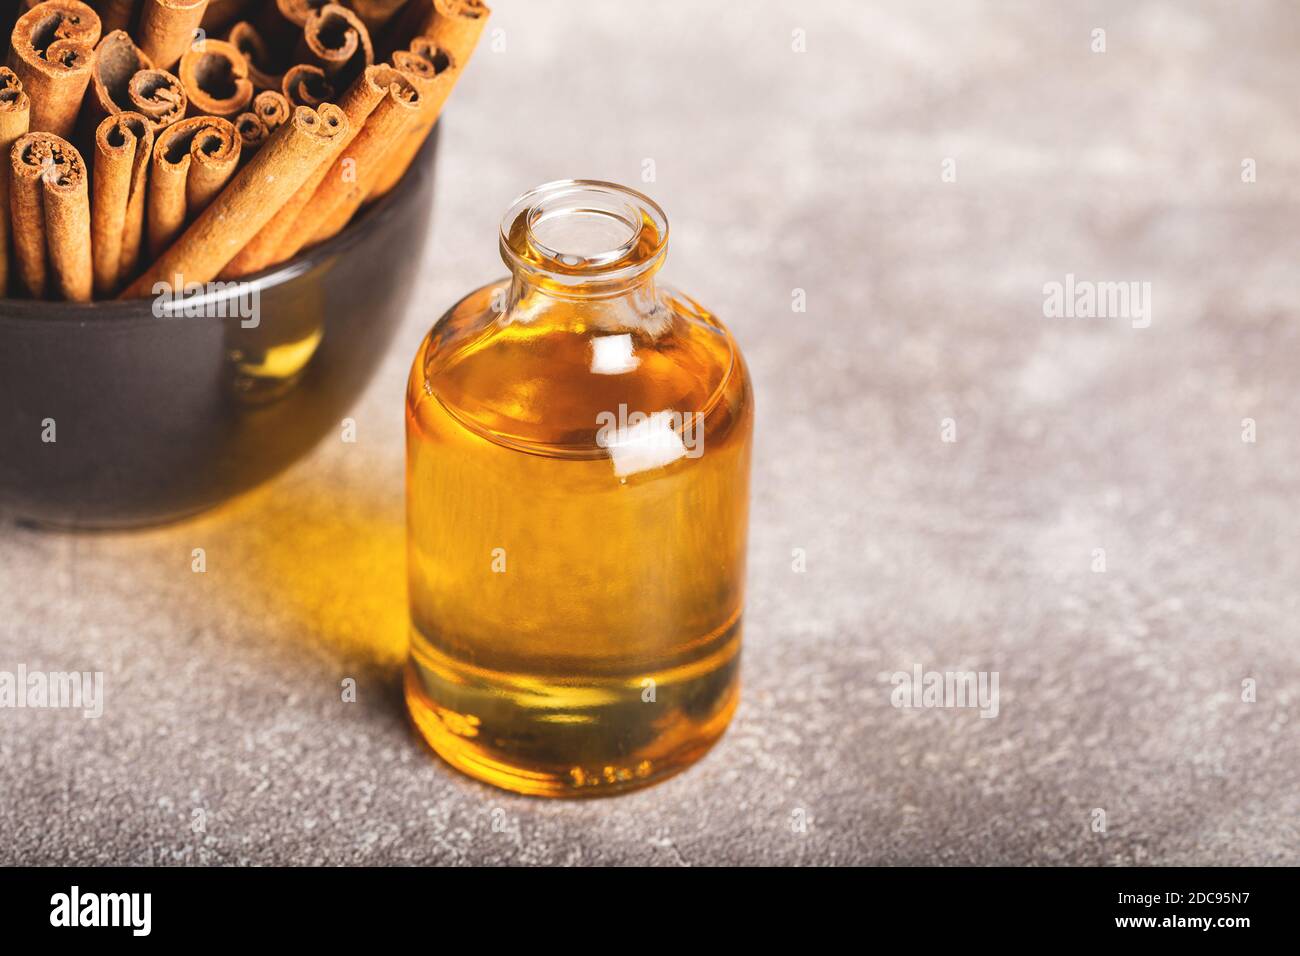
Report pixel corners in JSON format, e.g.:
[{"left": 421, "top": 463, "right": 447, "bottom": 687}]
[{"left": 404, "top": 181, "right": 754, "bottom": 796}]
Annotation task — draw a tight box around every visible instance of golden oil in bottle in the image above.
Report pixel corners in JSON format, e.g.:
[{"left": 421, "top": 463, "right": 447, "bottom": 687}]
[{"left": 404, "top": 181, "right": 753, "bottom": 796}]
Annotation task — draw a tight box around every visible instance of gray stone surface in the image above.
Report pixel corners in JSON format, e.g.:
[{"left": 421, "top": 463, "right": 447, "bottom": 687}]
[{"left": 1, "top": 1, "right": 1298, "bottom": 865}]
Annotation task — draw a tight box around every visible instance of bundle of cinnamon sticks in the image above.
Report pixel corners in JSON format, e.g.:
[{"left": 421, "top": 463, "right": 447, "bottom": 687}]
[{"left": 0, "top": 0, "right": 488, "bottom": 301}]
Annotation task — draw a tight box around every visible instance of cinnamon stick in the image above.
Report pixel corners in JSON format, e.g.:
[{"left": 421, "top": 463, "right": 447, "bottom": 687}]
[
  {"left": 0, "top": 66, "right": 32, "bottom": 294},
  {"left": 366, "top": 38, "right": 456, "bottom": 199},
  {"left": 349, "top": 0, "right": 405, "bottom": 37},
  {"left": 178, "top": 37, "right": 251, "bottom": 117},
  {"left": 7, "top": 0, "right": 101, "bottom": 139},
  {"left": 136, "top": 0, "right": 208, "bottom": 72},
  {"left": 420, "top": 0, "right": 487, "bottom": 70},
  {"left": 199, "top": 0, "right": 253, "bottom": 34},
  {"left": 297, "top": 77, "right": 419, "bottom": 248},
  {"left": 227, "top": 20, "right": 282, "bottom": 91},
  {"left": 280, "top": 62, "right": 332, "bottom": 108},
  {"left": 83, "top": 30, "right": 187, "bottom": 134},
  {"left": 250, "top": 0, "right": 316, "bottom": 52},
  {"left": 232, "top": 108, "right": 265, "bottom": 152},
  {"left": 251, "top": 87, "right": 288, "bottom": 130},
  {"left": 98, "top": 0, "right": 138, "bottom": 35},
  {"left": 122, "top": 102, "right": 348, "bottom": 296},
  {"left": 145, "top": 113, "right": 238, "bottom": 256},
  {"left": 91, "top": 110, "right": 151, "bottom": 294},
  {"left": 273, "top": 0, "right": 326, "bottom": 29},
  {"left": 223, "top": 62, "right": 401, "bottom": 276},
  {"left": 124, "top": 67, "right": 187, "bottom": 129},
  {"left": 98, "top": 0, "right": 138, "bottom": 34},
  {"left": 84, "top": 29, "right": 152, "bottom": 118},
  {"left": 297, "top": 4, "right": 371, "bottom": 83},
  {"left": 10, "top": 130, "right": 92, "bottom": 300}
]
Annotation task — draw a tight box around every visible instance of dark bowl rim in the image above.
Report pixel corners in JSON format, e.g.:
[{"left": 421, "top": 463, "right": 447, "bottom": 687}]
[{"left": 0, "top": 123, "right": 439, "bottom": 326}]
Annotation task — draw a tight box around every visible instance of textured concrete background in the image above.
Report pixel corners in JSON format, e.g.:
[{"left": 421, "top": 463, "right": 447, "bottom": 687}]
[{"left": 2, "top": 0, "right": 1298, "bottom": 865}]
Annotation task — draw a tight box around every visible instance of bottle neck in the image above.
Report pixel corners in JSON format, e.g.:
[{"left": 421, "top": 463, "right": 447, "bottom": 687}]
[
  {"left": 498, "top": 181, "right": 670, "bottom": 327},
  {"left": 504, "top": 270, "right": 669, "bottom": 335}
]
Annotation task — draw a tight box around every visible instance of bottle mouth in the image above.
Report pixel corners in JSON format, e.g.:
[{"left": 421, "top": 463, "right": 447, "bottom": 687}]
[{"left": 499, "top": 180, "right": 669, "bottom": 291}]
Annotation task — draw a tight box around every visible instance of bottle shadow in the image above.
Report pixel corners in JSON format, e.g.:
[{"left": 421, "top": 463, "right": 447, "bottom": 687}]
[{"left": 192, "top": 476, "right": 411, "bottom": 726}]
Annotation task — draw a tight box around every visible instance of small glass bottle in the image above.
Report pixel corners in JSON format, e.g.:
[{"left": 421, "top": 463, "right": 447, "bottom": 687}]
[{"left": 404, "top": 180, "right": 753, "bottom": 796}]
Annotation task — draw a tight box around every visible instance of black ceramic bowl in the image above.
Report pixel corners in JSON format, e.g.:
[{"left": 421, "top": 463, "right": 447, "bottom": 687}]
[{"left": 0, "top": 128, "right": 439, "bottom": 530}]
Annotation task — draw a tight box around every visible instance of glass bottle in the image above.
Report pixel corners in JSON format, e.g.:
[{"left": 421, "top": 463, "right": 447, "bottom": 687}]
[{"left": 404, "top": 180, "right": 754, "bottom": 796}]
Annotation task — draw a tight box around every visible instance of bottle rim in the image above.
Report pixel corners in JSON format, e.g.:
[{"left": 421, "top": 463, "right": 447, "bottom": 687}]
[{"left": 498, "top": 180, "right": 669, "bottom": 289}]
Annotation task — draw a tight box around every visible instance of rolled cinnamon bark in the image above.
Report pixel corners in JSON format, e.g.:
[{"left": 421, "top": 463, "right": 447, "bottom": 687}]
[
  {"left": 232, "top": 108, "right": 265, "bottom": 152},
  {"left": 199, "top": 0, "right": 253, "bottom": 34},
  {"left": 83, "top": 30, "right": 188, "bottom": 134},
  {"left": 281, "top": 62, "right": 332, "bottom": 108},
  {"left": 85, "top": 30, "right": 152, "bottom": 116},
  {"left": 122, "top": 103, "right": 348, "bottom": 296},
  {"left": 224, "top": 63, "right": 401, "bottom": 276},
  {"left": 10, "top": 130, "right": 92, "bottom": 300},
  {"left": 298, "top": 78, "right": 419, "bottom": 247},
  {"left": 178, "top": 37, "right": 251, "bottom": 117},
  {"left": 297, "top": 4, "right": 371, "bottom": 83},
  {"left": 146, "top": 113, "right": 239, "bottom": 257},
  {"left": 374, "top": 0, "right": 420, "bottom": 59},
  {"left": 227, "top": 20, "right": 282, "bottom": 91},
  {"left": 420, "top": 0, "right": 487, "bottom": 70},
  {"left": 7, "top": 0, "right": 101, "bottom": 139},
  {"left": 125, "top": 68, "right": 187, "bottom": 129},
  {"left": 273, "top": 0, "right": 327, "bottom": 29},
  {"left": 349, "top": 0, "right": 405, "bottom": 37},
  {"left": 98, "top": 0, "right": 138, "bottom": 35},
  {"left": 366, "top": 38, "right": 456, "bottom": 199},
  {"left": 91, "top": 110, "right": 152, "bottom": 294},
  {"left": 251, "top": 88, "right": 288, "bottom": 129},
  {"left": 0, "top": 67, "right": 32, "bottom": 295},
  {"left": 136, "top": 0, "right": 208, "bottom": 71},
  {"left": 251, "top": 0, "right": 319, "bottom": 51}
]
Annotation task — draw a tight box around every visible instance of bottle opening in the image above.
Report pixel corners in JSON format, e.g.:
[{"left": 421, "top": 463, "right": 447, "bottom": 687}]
[
  {"left": 529, "top": 199, "right": 639, "bottom": 267},
  {"left": 500, "top": 180, "right": 668, "bottom": 289}
]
